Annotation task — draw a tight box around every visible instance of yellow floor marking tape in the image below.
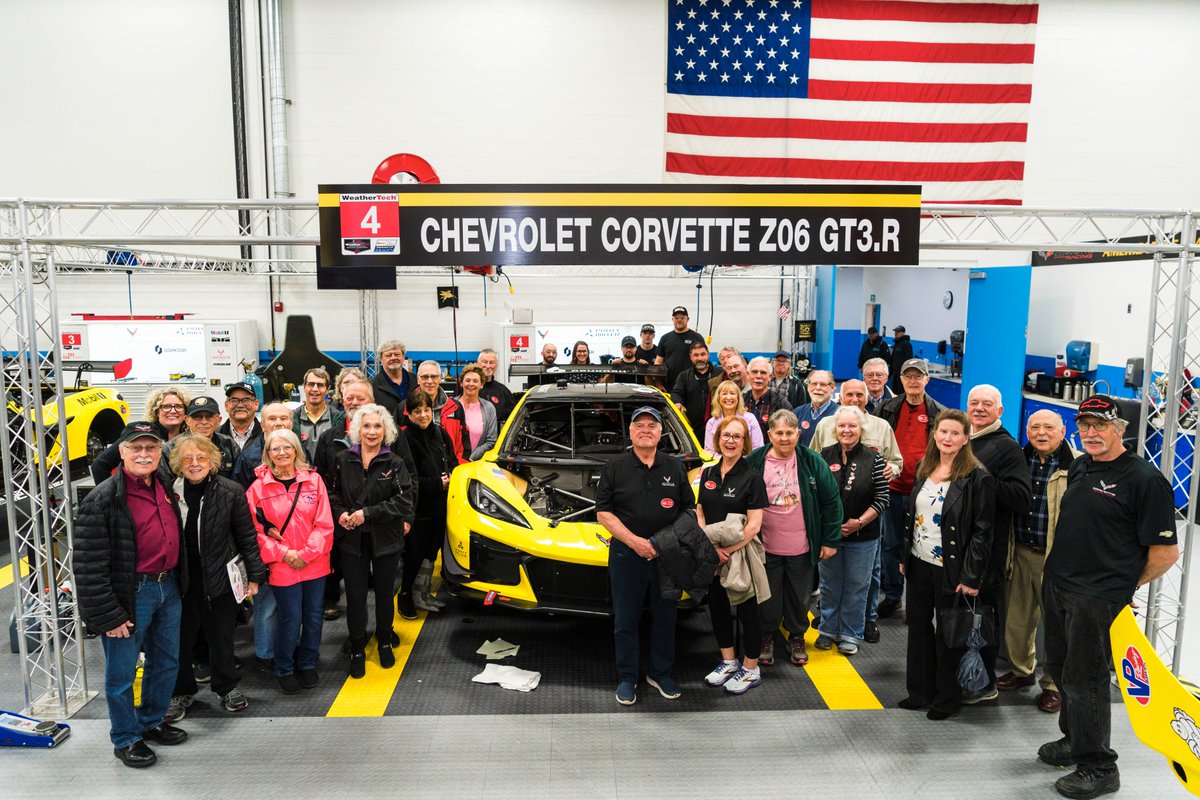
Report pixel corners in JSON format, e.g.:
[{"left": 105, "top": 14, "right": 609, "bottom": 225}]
[
  {"left": 325, "top": 568, "right": 444, "bottom": 718},
  {"left": 781, "top": 615, "right": 884, "bottom": 711},
  {"left": 0, "top": 558, "right": 31, "bottom": 591}
]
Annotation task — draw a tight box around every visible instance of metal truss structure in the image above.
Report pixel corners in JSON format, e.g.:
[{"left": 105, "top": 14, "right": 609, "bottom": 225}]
[{"left": 1, "top": 199, "right": 1198, "bottom": 717}]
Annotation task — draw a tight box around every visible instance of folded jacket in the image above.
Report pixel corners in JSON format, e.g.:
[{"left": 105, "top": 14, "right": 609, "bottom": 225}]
[{"left": 703, "top": 513, "right": 772, "bottom": 606}]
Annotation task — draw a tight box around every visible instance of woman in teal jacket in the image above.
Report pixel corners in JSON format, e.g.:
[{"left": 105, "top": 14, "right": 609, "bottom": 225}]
[{"left": 745, "top": 409, "right": 843, "bottom": 668}]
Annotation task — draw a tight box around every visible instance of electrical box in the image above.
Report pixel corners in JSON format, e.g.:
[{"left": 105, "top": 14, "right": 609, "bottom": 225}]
[{"left": 496, "top": 324, "right": 536, "bottom": 390}]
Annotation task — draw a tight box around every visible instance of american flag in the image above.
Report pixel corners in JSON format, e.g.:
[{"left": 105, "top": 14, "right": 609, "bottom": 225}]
[
  {"left": 665, "top": 0, "right": 1038, "bottom": 205},
  {"left": 777, "top": 298, "right": 792, "bottom": 319}
]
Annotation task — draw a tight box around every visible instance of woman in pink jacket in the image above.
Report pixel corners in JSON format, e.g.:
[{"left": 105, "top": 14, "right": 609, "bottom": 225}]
[{"left": 247, "top": 429, "right": 334, "bottom": 695}]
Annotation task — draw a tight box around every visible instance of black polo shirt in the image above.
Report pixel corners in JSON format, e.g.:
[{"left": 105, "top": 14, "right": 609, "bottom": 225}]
[
  {"left": 658, "top": 329, "right": 702, "bottom": 387},
  {"left": 1045, "top": 449, "right": 1177, "bottom": 603},
  {"left": 596, "top": 450, "right": 695, "bottom": 537},
  {"left": 698, "top": 458, "right": 768, "bottom": 524}
]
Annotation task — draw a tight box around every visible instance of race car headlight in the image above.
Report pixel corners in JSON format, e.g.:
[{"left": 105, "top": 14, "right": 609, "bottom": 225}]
[{"left": 468, "top": 480, "right": 531, "bottom": 529}]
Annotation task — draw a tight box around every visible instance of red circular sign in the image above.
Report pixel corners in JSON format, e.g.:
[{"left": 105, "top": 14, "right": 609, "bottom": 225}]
[
  {"left": 800, "top": 420, "right": 810, "bottom": 429},
  {"left": 918, "top": 414, "right": 929, "bottom": 423},
  {"left": 830, "top": 463, "right": 841, "bottom": 472},
  {"left": 660, "top": 498, "right": 675, "bottom": 509},
  {"left": 704, "top": 480, "right": 717, "bottom": 490},
  {"left": 300, "top": 432, "right": 309, "bottom": 441}
]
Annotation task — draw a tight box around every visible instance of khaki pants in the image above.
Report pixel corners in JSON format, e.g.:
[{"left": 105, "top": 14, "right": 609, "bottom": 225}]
[{"left": 1004, "top": 543, "right": 1057, "bottom": 690}]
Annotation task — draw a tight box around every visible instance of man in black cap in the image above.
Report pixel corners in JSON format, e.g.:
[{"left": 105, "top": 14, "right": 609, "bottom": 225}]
[
  {"left": 76, "top": 421, "right": 189, "bottom": 768},
  {"left": 1038, "top": 396, "right": 1178, "bottom": 799},
  {"left": 656, "top": 306, "right": 703, "bottom": 389},
  {"left": 672, "top": 340, "right": 720, "bottom": 437},
  {"left": 770, "top": 350, "right": 808, "bottom": 408},
  {"left": 889, "top": 325, "right": 914, "bottom": 394},
  {"left": 597, "top": 405, "right": 695, "bottom": 706},
  {"left": 635, "top": 324, "right": 659, "bottom": 365},
  {"left": 602, "top": 336, "right": 642, "bottom": 384},
  {"left": 857, "top": 326, "right": 891, "bottom": 370},
  {"left": 169, "top": 396, "right": 236, "bottom": 479},
  {"left": 219, "top": 381, "right": 261, "bottom": 459}
]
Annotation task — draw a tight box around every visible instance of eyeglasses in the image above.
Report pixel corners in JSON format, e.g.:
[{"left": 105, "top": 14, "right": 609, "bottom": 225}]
[
  {"left": 159, "top": 404, "right": 185, "bottom": 412},
  {"left": 268, "top": 444, "right": 295, "bottom": 453},
  {"left": 180, "top": 454, "right": 211, "bottom": 464},
  {"left": 227, "top": 397, "right": 256, "bottom": 406},
  {"left": 1077, "top": 420, "right": 1113, "bottom": 433},
  {"left": 720, "top": 433, "right": 745, "bottom": 442},
  {"left": 125, "top": 443, "right": 161, "bottom": 454},
  {"left": 304, "top": 382, "right": 328, "bottom": 390}
]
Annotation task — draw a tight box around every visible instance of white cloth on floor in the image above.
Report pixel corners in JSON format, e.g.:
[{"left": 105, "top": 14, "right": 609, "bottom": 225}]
[{"left": 472, "top": 663, "right": 541, "bottom": 692}]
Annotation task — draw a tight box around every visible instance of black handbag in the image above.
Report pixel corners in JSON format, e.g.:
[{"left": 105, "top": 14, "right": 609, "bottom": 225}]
[{"left": 938, "top": 594, "right": 995, "bottom": 649}]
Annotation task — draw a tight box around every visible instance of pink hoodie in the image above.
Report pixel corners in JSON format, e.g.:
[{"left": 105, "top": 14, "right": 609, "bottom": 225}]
[{"left": 246, "top": 464, "right": 333, "bottom": 587}]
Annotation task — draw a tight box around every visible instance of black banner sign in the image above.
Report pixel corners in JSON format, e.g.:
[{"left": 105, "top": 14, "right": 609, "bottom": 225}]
[
  {"left": 794, "top": 319, "right": 817, "bottom": 343},
  {"left": 1032, "top": 231, "right": 1200, "bottom": 267},
  {"left": 317, "top": 184, "right": 921, "bottom": 268}
]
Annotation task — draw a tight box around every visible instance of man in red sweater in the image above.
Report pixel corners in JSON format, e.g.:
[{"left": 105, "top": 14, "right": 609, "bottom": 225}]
[{"left": 871, "top": 359, "right": 946, "bottom": 639}]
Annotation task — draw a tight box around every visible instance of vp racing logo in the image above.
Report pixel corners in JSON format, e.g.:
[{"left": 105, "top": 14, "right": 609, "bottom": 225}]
[{"left": 1121, "top": 645, "right": 1151, "bottom": 706}]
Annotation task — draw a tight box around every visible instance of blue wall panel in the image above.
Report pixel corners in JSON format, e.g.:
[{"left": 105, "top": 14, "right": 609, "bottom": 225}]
[{"left": 962, "top": 266, "right": 1032, "bottom": 434}]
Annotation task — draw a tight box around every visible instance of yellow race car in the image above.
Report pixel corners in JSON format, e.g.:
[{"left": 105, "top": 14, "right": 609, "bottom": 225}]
[
  {"left": 442, "top": 380, "right": 716, "bottom": 616},
  {"left": 3, "top": 360, "right": 129, "bottom": 483}
]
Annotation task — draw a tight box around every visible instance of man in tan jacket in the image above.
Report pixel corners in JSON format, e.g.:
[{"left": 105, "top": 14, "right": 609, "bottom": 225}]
[{"left": 998, "top": 409, "right": 1077, "bottom": 713}]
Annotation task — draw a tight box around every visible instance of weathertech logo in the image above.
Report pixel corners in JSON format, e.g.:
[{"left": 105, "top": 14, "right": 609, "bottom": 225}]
[{"left": 1092, "top": 480, "right": 1117, "bottom": 498}]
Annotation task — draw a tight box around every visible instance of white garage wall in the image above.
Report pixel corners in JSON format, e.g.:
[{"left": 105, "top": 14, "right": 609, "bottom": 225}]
[{"left": 6, "top": 0, "right": 1200, "bottom": 361}]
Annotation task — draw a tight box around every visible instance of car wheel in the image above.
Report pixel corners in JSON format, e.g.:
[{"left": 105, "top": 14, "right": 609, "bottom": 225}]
[{"left": 85, "top": 428, "right": 107, "bottom": 464}]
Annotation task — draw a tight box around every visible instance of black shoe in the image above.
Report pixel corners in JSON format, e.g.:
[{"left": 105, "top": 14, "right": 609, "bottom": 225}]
[
  {"left": 114, "top": 740, "right": 157, "bottom": 768},
  {"left": 1038, "top": 737, "right": 1076, "bottom": 767},
  {"left": 863, "top": 621, "right": 880, "bottom": 643},
  {"left": 277, "top": 674, "right": 301, "bottom": 694},
  {"left": 254, "top": 657, "right": 275, "bottom": 675},
  {"left": 926, "top": 707, "right": 955, "bottom": 721},
  {"left": 877, "top": 598, "right": 901, "bottom": 618},
  {"left": 297, "top": 668, "right": 319, "bottom": 689},
  {"left": 397, "top": 592, "right": 417, "bottom": 620},
  {"left": 142, "top": 723, "right": 188, "bottom": 746},
  {"left": 349, "top": 652, "right": 366, "bottom": 679},
  {"left": 1055, "top": 767, "right": 1119, "bottom": 799},
  {"left": 193, "top": 662, "right": 212, "bottom": 683},
  {"left": 323, "top": 602, "right": 341, "bottom": 621},
  {"left": 378, "top": 642, "right": 396, "bottom": 669},
  {"left": 897, "top": 697, "right": 926, "bottom": 710}
]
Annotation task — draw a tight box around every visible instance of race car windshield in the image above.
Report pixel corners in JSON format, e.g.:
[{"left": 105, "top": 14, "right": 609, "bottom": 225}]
[{"left": 502, "top": 400, "right": 696, "bottom": 460}]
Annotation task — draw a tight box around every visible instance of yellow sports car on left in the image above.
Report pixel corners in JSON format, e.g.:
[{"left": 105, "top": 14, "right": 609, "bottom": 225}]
[{"left": 442, "top": 380, "right": 715, "bottom": 616}]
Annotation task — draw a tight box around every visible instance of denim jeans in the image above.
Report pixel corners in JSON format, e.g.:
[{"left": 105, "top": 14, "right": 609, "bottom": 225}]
[
  {"left": 880, "top": 490, "right": 909, "bottom": 603},
  {"left": 819, "top": 538, "right": 876, "bottom": 643},
  {"left": 253, "top": 583, "right": 277, "bottom": 660},
  {"left": 100, "top": 574, "right": 182, "bottom": 748},
  {"left": 1043, "top": 578, "right": 1121, "bottom": 771},
  {"left": 273, "top": 577, "right": 326, "bottom": 677},
  {"left": 609, "top": 540, "right": 676, "bottom": 684}
]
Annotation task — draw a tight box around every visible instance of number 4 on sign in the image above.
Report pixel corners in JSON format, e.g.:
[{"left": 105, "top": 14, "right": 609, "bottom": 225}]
[{"left": 360, "top": 206, "right": 381, "bottom": 235}]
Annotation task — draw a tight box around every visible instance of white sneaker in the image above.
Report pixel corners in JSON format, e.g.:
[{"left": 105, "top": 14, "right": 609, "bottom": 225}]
[
  {"left": 724, "top": 667, "right": 762, "bottom": 695},
  {"left": 165, "top": 694, "right": 193, "bottom": 723},
  {"left": 704, "top": 659, "right": 741, "bottom": 687}
]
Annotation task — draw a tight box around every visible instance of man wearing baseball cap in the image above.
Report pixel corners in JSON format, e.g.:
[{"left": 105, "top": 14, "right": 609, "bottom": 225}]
[
  {"left": 76, "top": 421, "right": 189, "bottom": 768},
  {"left": 635, "top": 324, "right": 660, "bottom": 367},
  {"left": 602, "top": 336, "right": 641, "bottom": 385},
  {"left": 219, "top": 381, "right": 261, "bottom": 457},
  {"left": 656, "top": 306, "right": 703, "bottom": 389},
  {"left": 596, "top": 405, "right": 695, "bottom": 706},
  {"left": 1038, "top": 395, "right": 1178, "bottom": 798},
  {"left": 770, "top": 350, "right": 808, "bottom": 408},
  {"left": 168, "top": 396, "right": 236, "bottom": 480}
]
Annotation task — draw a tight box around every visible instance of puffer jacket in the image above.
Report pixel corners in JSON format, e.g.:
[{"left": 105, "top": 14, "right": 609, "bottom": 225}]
[
  {"left": 904, "top": 465, "right": 996, "bottom": 591},
  {"left": 327, "top": 445, "right": 416, "bottom": 558},
  {"left": 173, "top": 473, "right": 268, "bottom": 600},
  {"left": 246, "top": 464, "right": 334, "bottom": 587},
  {"left": 75, "top": 469, "right": 188, "bottom": 635},
  {"left": 653, "top": 511, "right": 719, "bottom": 602}
]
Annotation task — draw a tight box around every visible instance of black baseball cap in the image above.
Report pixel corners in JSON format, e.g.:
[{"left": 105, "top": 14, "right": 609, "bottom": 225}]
[
  {"left": 630, "top": 406, "right": 663, "bottom": 424},
  {"left": 186, "top": 396, "right": 220, "bottom": 416},
  {"left": 117, "top": 420, "right": 166, "bottom": 444},
  {"left": 224, "top": 381, "right": 256, "bottom": 398},
  {"left": 867, "top": 326, "right": 879, "bottom": 334},
  {"left": 641, "top": 323, "right": 656, "bottom": 334},
  {"left": 672, "top": 306, "right": 688, "bottom": 316},
  {"left": 894, "top": 325, "right": 906, "bottom": 333},
  {"left": 773, "top": 350, "right": 791, "bottom": 359},
  {"left": 1076, "top": 394, "right": 1122, "bottom": 422},
  {"left": 621, "top": 336, "right": 637, "bottom": 347}
]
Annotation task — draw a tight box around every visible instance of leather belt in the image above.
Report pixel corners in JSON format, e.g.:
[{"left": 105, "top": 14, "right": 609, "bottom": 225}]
[{"left": 137, "top": 571, "right": 173, "bottom": 582}]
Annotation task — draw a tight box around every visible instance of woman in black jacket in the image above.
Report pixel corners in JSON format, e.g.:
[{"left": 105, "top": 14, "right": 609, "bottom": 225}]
[
  {"left": 399, "top": 390, "right": 457, "bottom": 617},
  {"left": 165, "top": 434, "right": 267, "bottom": 719},
  {"left": 328, "top": 404, "right": 415, "bottom": 679},
  {"left": 899, "top": 409, "right": 995, "bottom": 720},
  {"left": 818, "top": 406, "right": 889, "bottom": 656}
]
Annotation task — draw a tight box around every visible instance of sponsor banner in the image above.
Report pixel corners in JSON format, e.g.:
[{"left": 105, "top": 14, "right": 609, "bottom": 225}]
[
  {"left": 1032, "top": 231, "right": 1200, "bottom": 267},
  {"left": 318, "top": 183, "right": 921, "bottom": 267}
]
